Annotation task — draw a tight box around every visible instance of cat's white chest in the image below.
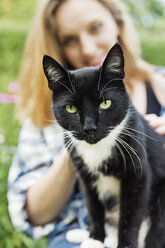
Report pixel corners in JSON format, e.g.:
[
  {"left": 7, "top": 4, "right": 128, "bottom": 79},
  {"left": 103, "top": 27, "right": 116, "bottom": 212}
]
[{"left": 73, "top": 135, "right": 114, "bottom": 173}]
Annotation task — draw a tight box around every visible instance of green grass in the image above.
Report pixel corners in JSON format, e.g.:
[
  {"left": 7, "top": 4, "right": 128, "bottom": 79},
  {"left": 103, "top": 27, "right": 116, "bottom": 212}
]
[
  {"left": 139, "top": 18, "right": 165, "bottom": 66},
  {"left": 0, "top": 0, "right": 165, "bottom": 247},
  {"left": 0, "top": 0, "right": 47, "bottom": 247}
]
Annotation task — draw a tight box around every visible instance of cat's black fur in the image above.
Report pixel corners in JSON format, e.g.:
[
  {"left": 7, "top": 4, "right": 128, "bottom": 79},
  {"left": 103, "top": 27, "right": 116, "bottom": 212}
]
[{"left": 43, "top": 44, "right": 165, "bottom": 248}]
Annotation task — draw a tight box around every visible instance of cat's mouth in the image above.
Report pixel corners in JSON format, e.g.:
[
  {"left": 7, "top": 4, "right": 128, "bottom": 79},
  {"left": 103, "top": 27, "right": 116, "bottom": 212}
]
[
  {"left": 74, "top": 132, "right": 105, "bottom": 144},
  {"left": 85, "top": 136, "right": 100, "bottom": 144}
]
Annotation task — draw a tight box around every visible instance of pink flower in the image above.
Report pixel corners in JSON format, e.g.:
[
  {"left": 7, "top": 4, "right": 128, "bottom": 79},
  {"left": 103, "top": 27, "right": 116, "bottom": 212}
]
[
  {"left": 0, "top": 93, "right": 18, "bottom": 103},
  {"left": 8, "top": 82, "right": 20, "bottom": 93}
]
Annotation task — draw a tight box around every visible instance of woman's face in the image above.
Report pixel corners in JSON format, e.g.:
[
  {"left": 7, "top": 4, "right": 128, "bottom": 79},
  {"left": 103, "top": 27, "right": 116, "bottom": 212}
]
[{"left": 55, "top": 0, "right": 119, "bottom": 69}]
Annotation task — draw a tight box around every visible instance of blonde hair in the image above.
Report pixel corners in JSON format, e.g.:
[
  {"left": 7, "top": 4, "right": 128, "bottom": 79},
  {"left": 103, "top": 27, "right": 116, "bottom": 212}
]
[{"left": 18, "top": 0, "right": 154, "bottom": 127}]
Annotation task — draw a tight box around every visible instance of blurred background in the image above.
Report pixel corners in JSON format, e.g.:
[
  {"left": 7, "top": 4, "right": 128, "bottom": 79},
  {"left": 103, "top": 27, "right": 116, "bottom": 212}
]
[{"left": 0, "top": 0, "right": 165, "bottom": 247}]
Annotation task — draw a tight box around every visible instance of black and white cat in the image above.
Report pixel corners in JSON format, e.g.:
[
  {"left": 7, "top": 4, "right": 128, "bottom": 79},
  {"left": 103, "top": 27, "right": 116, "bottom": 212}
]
[{"left": 43, "top": 44, "right": 165, "bottom": 248}]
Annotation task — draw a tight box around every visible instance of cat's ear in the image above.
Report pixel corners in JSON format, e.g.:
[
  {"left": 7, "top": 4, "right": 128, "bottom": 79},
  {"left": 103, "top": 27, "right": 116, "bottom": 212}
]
[
  {"left": 43, "top": 55, "right": 67, "bottom": 91},
  {"left": 102, "top": 43, "right": 125, "bottom": 78}
]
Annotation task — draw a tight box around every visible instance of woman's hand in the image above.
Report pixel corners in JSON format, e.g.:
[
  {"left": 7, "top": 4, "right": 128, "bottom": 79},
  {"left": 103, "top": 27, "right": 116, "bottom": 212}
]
[
  {"left": 26, "top": 149, "right": 76, "bottom": 225},
  {"left": 144, "top": 114, "right": 165, "bottom": 135}
]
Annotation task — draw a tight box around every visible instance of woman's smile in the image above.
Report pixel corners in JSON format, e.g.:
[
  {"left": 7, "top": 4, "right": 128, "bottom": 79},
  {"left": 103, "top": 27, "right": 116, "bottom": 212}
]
[{"left": 84, "top": 55, "right": 106, "bottom": 67}]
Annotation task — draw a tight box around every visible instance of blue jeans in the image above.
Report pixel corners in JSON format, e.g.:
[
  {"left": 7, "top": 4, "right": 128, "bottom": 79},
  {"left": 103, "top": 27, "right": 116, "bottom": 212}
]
[
  {"left": 48, "top": 194, "right": 88, "bottom": 248},
  {"left": 48, "top": 232, "right": 81, "bottom": 248},
  {"left": 48, "top": 223, "right": 81, "bottom": 248}
]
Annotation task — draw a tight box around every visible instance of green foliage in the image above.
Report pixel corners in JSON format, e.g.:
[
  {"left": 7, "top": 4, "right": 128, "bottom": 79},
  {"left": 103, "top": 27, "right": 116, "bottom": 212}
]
[
  {"left": 0, "top": 0, "right": 164, "bottom": 247},
  {"left": 139, "top": 17, "right": 165, "bottom": 66},
  {"left": 123, "top": 0, "right": 165, "bottom": 27},
  {"left": 122, "top": 0, "right": 165, "bottom": 66},
  {"left": 0, "top": 29, "right": 26, "bottom": 92},
  {"left": 0, "top": 0, "right": 47, "bottom": 247},
  {"left": 0, "top": 0, "right": 37, "bottom": 26}
]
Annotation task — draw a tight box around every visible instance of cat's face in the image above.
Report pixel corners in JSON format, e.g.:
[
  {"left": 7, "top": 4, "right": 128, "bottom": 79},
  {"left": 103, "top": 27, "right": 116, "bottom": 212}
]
[{"left": 43, "top": 44, "right": 129, "bottom": 144}]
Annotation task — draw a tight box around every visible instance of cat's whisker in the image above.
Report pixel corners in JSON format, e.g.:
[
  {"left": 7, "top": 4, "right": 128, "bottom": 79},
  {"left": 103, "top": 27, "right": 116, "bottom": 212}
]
[
  {"left": 115, "top": 140, "right": 127, "bottom": 174},
  {"left": 64, "top": 131, "right": 77, "bottom": 140},
  {"left": 58, "top": 79, "right": 74, "bottom": 95},
  {"left": 64, "top": 137, "right": 75, "bottom": 152},
  {"left": 101, "top": 87, "right": 125, "bottom": 95},
  {"left": 64, "top": 142, "right": 74, "bottom": 174},
  {"left": 65, "top": 139, "right": 73, "bottom": 148},
  {"left": 107, "top": 125, "right": 146, "bottom": 163},
  {"left": 119, "top": 137, "right": 143, "bottom": 177},
  {"left": 123, "top": 127, "right": 158, "bottom": 141},
  {"left": 64, "top": 62, "right": 76, "bottom": 95},
  {"left": 64, "top": 135, "right": 72, "bottom": 145},
  {"left": 107, "top": 125, "right": 147, "bottom": 168},
  {"left": 44, "top": 118, "right": 57, "bottom": 123},
  {"left": 122, "top": 127, "right": 146, "bottom": 142},
  {"left": 64, "top": 133, "right": 72, "bottom": 139},
  {"left": 97, "top": 65, "right": 103, "bottom": 92},
  {"left": 118, "top": 137, "right": 138, "bottom": 176},
  {"left": 99, "top": 78, "right": 123, "bottom": 96},
  {"left": 119, "top": 131, "right": 148, "bottom": 160}
]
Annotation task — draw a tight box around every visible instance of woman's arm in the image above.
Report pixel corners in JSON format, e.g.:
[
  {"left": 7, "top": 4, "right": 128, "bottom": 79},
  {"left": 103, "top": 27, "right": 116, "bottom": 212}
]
[{"left": 26, "top": 149, "right": 75, "bottom": 226}]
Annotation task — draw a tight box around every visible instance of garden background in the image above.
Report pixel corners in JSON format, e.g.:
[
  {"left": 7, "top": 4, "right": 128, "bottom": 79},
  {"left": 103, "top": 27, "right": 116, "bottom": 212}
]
[{"left": 0, "top": 0, "right": 165, "bottom": 247}]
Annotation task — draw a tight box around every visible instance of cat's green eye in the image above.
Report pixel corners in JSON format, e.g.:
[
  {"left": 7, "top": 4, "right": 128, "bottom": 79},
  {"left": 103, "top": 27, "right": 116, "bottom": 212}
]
[
  {"left": 100, "top": 100, "right": 112, "bottom": 110},
  {"left": 65, "top": 105, "right": 77, "bottom": 113}
]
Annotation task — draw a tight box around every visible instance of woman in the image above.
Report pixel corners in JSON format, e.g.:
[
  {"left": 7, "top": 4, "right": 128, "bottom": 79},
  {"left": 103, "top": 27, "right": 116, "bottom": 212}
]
[{"left": 8, "top": 0, "right": 165, "bottom": 247}]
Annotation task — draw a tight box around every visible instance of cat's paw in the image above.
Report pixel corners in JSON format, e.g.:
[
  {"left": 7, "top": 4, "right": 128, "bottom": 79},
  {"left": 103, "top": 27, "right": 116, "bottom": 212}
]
[
  {"left": 104, "top": 235, "right": 117, "bottom": 248},
  {"left": 104, "top": 225, "right": 118, "bottom": 248},
  {"left": 80, "top": 238, "right": 104, "bottom": 248},
  {"left": 66, "top": 229, "right": 89, "bottom": 243}
]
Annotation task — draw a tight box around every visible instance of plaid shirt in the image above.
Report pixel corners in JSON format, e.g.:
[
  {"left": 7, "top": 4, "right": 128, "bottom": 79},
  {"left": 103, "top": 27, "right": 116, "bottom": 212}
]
[{"left": 7, "top": 119, "right": 86, "bottom": 239}]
